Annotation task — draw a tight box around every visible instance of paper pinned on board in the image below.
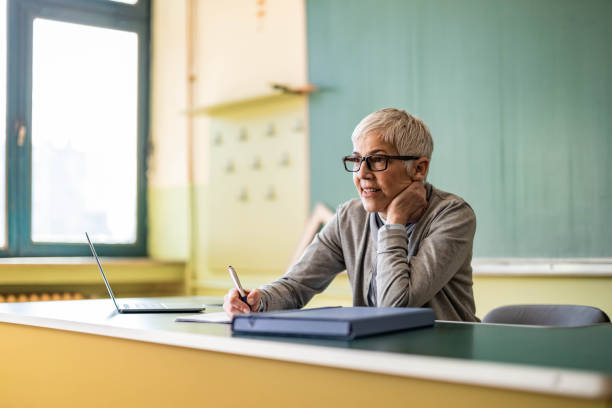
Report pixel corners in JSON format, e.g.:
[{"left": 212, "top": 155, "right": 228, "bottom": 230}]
[{"left": 175, "top": 312, "right": 231, "bottom": 324}]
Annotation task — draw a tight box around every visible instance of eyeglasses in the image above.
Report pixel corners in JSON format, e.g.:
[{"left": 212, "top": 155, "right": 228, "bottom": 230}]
[{"left": 342, "top": 154, "right": 420, "bottom": 172}]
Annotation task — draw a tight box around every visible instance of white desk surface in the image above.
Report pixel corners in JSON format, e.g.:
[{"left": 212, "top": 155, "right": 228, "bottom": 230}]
[{"left": 1, "top": 296, "right": 610, "bottom": 399}]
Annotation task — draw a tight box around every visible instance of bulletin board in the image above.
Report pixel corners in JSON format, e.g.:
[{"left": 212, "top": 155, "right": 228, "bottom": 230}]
[{"left": 201, "top": 95, "right": 309, "bottom": 274}]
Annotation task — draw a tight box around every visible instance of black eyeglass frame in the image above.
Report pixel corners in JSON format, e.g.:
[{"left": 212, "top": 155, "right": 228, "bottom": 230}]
[{"left": 342, "top": 154, "right": 421, "bottom": 172}]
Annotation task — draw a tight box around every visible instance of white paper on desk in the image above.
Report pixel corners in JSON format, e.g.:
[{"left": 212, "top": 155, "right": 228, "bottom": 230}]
[{"left": 175, "top": 312, "right": 231, "bottom": 324}]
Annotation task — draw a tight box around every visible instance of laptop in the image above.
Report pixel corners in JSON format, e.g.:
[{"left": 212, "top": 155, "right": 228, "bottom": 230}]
[{"left": 85, "top": 232, "right": 205, "bottom": 314}]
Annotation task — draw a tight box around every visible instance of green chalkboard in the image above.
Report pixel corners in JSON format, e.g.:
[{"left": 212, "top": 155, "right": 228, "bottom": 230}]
[{"left": 307, "top": 0, "right": 612, "bottom": 257}]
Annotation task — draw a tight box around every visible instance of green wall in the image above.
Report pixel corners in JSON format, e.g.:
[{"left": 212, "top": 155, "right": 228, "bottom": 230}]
[{"left": 307, "top": 0, "right": 612, "bottom": 257}]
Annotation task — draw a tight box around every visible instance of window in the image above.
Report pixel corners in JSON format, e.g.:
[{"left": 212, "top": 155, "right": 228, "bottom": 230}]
[{"left": 3, "top": 0, "right": 150, "bottom": 256}]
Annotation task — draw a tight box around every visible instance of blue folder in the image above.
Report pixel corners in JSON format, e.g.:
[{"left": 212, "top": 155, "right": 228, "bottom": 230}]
[{"left": 231, "top": 306, "right": 435, "bottom": 339}]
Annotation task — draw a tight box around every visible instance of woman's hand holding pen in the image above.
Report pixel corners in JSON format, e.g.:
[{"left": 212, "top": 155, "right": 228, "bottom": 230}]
[{"left": 223, "top": 288, "right": 261, "bottom": 318}]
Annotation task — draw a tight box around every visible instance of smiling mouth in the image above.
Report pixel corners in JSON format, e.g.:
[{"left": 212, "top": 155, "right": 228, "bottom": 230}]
[{"left": 361, "top": 188, "right": 381, "bottom": 197}]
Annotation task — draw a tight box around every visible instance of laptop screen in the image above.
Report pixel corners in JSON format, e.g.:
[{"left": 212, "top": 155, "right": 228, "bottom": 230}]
[{"left": 85, "top": 232, "right": 120, "bottom": 312}]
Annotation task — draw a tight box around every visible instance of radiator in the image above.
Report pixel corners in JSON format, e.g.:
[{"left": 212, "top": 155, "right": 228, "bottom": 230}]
[{"left": 0, "top": 292, "right": 85, "bottom": 302}]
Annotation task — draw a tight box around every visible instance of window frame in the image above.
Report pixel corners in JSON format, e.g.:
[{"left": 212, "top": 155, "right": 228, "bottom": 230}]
[{"left": 3, "top": 0, "right": 150, "bottom": 257}]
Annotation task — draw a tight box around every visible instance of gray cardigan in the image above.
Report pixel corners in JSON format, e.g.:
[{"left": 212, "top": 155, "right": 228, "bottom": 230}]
[{"left": 259, "top": 184, "right": 479, "bottom": 322}]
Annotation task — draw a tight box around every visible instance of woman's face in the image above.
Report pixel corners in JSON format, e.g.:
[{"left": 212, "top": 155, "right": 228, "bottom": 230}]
[{"left": 352, "top": 132, "right": 413, "bottom": 217}]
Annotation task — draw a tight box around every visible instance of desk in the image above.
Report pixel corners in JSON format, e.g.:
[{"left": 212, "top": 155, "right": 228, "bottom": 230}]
[{"left": 1, "top": 297, "right": 611, "bottom": 408}]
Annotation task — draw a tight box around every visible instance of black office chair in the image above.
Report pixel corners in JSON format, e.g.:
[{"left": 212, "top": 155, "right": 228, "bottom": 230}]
[{"left": 482, "top": 304, "right": 611, "bottom": 327}]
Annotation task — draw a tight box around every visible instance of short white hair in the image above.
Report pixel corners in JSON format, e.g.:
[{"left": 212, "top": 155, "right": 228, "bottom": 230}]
[{"left": 351, "top": 108, "right": 434, "bottom": 173}]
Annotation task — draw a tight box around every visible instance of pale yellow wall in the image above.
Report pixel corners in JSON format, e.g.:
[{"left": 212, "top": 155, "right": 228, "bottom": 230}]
[
  {"left": 473, "top": 275, "right": 612, "bottom": 319},
  {"left": 192, "top": 0, "right": 307, "bottom": 108},
  {"left": 150, "top": 0, "right": 309, "bottom": 291},
  {"left": 148, "top": 0, "right": 190, "bottom": 261},
  {"left": 190, "top": 0, "right": 309, "bottom": 290},
  {"left": 149, "top": 0, "right": 189, "bottom": 189}
]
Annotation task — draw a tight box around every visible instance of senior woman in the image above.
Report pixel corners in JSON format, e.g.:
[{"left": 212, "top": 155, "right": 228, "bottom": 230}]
[{"left": 224, "top": 108, "right": 478, "bottom": 322}]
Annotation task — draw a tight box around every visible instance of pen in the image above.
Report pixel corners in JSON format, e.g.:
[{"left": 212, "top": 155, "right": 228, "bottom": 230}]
[{"left": 228, "top": 265, "right": 252, "bottom": 312}]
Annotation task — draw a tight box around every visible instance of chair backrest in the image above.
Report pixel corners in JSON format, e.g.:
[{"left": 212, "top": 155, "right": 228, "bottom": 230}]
[{"left": 482, "top": 305, "right": 611, "bottom": 327}]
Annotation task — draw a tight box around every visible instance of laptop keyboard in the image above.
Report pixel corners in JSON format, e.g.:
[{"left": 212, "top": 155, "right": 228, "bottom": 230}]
[{"left": 123, "top": 303, "right": 167, "bottom": 309}]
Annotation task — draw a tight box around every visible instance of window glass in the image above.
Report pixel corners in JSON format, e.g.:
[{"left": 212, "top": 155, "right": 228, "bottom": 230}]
[{"left": 31, "top": 18, "right": 138, "bottom": 244}]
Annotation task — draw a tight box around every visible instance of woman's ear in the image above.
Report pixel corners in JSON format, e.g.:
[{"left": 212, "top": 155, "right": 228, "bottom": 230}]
[{"left": 410, "top": 158, "right": 430, "bottom": 181}]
